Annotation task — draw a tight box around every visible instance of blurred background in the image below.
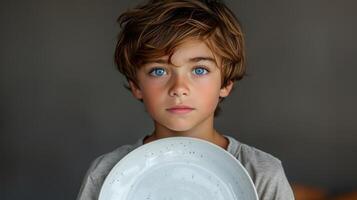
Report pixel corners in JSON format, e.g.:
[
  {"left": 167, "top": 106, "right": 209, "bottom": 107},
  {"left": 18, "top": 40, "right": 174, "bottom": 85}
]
[{"left": 1, "top": 0, "right": 356, "bottom": 199}]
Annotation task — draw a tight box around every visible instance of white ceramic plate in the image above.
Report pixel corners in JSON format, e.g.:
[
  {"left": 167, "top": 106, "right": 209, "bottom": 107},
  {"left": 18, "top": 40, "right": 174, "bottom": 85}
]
[{"left": 99, "top": 137, "right": 258, "bottom": 200}]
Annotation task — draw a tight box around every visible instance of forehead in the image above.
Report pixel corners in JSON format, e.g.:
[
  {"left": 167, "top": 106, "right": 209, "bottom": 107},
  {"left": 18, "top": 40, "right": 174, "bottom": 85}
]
[{"left": 144, "top": 39, "right": 220, "bottom": 67}]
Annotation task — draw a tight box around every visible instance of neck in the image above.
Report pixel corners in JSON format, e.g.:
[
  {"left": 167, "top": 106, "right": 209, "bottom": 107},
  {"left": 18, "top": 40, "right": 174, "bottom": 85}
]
[
  {"left": 151, "top": 127, "right": 218, "bottom": 141},
  {"left": 144, "top": 119, "right": 228, "bottom": 150}
]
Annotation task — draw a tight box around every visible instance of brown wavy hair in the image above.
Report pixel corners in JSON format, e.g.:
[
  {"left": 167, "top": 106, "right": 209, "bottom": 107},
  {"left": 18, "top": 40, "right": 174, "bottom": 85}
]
[{"left": 115, "top": 0, "right": 246, "bottom": 117}]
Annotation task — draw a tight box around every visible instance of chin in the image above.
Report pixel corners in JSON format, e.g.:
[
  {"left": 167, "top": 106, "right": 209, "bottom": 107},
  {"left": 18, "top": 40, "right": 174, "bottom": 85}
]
[
  {"left": 165, "top": 123, "right": 194, "bottom": 133},
  {"left": 167, "top": 126, "right": 192, "bottom": 132}
]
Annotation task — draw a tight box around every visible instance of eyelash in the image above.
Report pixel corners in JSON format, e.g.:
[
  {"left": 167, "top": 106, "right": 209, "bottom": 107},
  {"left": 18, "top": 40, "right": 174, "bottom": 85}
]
[{"left": 148, "top": 66, "right": 210, "bottom": 77}]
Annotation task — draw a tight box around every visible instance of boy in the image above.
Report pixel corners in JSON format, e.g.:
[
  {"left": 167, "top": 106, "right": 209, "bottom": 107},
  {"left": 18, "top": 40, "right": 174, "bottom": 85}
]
[{"left": 77, "top": 0, "right": 295, "bottom": 199}]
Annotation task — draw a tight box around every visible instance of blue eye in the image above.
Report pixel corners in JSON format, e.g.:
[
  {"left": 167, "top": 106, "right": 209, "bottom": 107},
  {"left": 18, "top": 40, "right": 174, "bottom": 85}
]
[
  {"left": 193, "top": 67, "right": 208, "bottom": 75},
  {"left": 149, "top": 68, "right": 166, "bottom": 77}
]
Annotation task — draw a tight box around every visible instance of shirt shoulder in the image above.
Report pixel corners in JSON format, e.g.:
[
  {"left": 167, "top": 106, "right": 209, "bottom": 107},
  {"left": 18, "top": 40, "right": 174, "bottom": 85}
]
[
  {"left": 77, "top": 141, "right": 142, "bottom": 200},
  {"left": 90, "top": 145, "right": 135, "bottom": 179},
  {"left": 226, "top": 136, "right": 282, "bottom": 176},
  {"left": 238, "top": 143, "right": 283, "bottom": 177},
  {"left": 226, "top": 136, "right": 295, "bottom": 200}
]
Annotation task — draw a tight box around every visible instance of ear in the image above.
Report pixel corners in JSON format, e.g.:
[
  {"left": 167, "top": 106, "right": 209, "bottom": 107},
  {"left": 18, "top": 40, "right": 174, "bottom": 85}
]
[
  {"left": 128, "top": 80, "right": 143, "bottom": 100},
  {"left": 219, "top": 80, "right": 234, "bottom": 98}
]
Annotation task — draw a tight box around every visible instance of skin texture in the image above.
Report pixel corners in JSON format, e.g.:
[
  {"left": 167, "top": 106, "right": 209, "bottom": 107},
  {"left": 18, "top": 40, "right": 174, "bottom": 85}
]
[{"left": 129, "top": 39, "right": 234, "bottom": 150}]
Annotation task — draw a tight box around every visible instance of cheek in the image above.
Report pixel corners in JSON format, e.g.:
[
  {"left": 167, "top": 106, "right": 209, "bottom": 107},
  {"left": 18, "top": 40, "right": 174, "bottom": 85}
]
[
  {"left": 140, "top": 84, "right": 165, "bottom": 109},
  {"left": 197, "top": 75, "right": 221, "bottom": 94},
  {"left": 196, "top": 79, "right": 221, "bottom": 105}
]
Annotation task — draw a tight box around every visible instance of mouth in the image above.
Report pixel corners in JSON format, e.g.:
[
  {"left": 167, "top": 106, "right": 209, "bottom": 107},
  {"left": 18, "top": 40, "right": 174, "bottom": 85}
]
[{"left": 166, "top": 106, "right": 195, "bottom": 114}]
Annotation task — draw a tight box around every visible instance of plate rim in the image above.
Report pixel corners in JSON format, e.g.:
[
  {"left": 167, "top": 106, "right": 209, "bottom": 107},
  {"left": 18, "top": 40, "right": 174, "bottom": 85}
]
[{"left": 99, "top": 136, "right": 259, "bottom": 200}]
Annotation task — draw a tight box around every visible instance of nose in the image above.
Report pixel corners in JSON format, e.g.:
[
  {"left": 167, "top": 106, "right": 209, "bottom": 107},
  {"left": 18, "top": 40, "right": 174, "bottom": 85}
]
[{"left": 168, "top": 74, "right": 190, "bottom": 97}]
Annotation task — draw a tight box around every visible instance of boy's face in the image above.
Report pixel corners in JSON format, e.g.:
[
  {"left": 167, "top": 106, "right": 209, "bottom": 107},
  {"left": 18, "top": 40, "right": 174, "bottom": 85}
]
[{"left": 129, "top": 39, "right": 233, "bottom": 134}]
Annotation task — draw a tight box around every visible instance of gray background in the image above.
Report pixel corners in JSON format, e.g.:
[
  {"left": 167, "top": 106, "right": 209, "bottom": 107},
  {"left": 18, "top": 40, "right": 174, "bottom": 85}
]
[{"left": 1, "top": 0, "right": 356, "bottom": 199}]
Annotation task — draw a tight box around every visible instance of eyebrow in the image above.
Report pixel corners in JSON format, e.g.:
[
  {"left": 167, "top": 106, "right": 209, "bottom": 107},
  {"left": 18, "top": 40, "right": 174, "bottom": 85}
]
[
  {"left": 148, "top": 56, "right": 216, "bottom": 65},
  {"left": 189, "top": 56, "right": 216, "bottom": 63}
]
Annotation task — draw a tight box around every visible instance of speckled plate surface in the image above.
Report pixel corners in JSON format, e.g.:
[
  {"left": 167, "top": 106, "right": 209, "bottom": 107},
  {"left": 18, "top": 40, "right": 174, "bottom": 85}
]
[{"left": 99, "top": 137, "right": 258, "bottom": 200}]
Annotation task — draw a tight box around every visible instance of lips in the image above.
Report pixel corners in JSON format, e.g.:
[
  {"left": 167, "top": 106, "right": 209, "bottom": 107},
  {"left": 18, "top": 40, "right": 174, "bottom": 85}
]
[{"left": 166, "top": 105, "right": 195, "bottom": 114}]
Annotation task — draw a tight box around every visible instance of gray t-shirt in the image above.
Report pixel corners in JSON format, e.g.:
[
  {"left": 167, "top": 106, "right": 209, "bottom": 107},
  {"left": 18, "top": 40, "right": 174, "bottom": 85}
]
[{"left": 77, "top": 135, "right": 295, "bottom": 200}]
